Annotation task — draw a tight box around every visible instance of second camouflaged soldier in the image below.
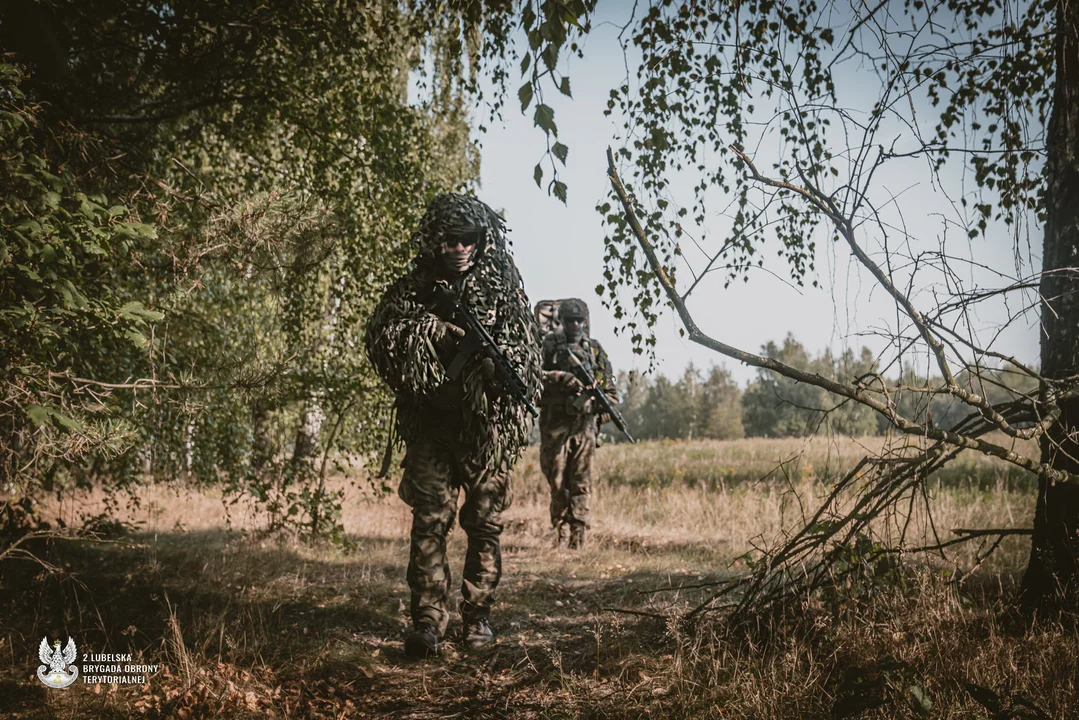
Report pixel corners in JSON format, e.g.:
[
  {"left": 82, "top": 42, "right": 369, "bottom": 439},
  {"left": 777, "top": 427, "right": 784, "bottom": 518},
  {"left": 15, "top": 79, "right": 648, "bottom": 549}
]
[
  {"left": 364, "top": 194, "right": 542, "bottom": 658},
  {"left": 538, "top": 299, "right": 619, "bottom": 549}
]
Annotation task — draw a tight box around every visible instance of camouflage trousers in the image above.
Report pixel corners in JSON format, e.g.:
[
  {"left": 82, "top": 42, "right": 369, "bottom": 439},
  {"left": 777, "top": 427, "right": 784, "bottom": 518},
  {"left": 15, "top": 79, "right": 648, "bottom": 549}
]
[
  {"left": 397, "top": 437, "right": 511, "bottom": 636},
  {"left": 539, "top": 413, "right": 597, "bottom": 530}
]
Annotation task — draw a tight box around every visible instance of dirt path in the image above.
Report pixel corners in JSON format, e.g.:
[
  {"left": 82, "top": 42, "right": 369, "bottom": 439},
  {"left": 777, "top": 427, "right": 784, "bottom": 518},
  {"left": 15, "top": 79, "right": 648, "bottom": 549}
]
[
  {"left": 0, "top": 453, "right": 1066, "bottom": 719},
  {"left": 0, "top": 494, "right": 729, "bottom": 719}
]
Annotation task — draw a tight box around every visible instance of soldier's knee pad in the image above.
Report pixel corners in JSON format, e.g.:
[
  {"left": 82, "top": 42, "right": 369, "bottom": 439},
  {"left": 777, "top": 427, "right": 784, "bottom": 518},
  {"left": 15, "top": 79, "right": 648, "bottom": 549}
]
[
  {"left": 459, "top": 509, "right": 503, "bottom": 538},
  {"left": 411, "top": 503, "right": 456, "bottom": 536}
]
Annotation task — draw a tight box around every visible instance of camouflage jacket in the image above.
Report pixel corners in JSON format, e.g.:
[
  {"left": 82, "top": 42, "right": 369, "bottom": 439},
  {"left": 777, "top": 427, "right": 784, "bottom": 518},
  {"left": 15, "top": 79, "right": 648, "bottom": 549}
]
[
  {"left": 364, "top": 196, "right": 542, "bottom": 475},
  {"left": 539, "top": 331, "right": 618, "bottom": 417}
]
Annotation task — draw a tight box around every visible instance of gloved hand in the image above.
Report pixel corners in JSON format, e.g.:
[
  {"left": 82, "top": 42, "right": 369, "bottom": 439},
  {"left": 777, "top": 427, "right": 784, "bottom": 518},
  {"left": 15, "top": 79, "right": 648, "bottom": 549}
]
[
  {"left": 543, "top": 370, "right": 584, "bottom": 393},
  {"left": 479, "top": 357, "right": 496, "bottom": 379},
  {"left": 431, "top": 320, "right": 465, "bottom": 356}
]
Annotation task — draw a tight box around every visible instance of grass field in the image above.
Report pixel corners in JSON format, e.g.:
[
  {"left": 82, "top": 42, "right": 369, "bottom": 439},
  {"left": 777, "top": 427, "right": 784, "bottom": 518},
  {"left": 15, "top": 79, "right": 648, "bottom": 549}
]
[{"left": 1, "top": 435, "right": 1073, "bottom": 718}]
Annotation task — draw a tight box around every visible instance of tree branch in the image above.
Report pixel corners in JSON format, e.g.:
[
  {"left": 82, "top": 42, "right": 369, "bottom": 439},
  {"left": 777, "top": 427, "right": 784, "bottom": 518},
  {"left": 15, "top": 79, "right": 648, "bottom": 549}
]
[
  {"left": 605, "top": 146, "right": 1075, "bottom": 486},
  {"left": 728, "top": 144, "right": 1054, "bottom": 442}
]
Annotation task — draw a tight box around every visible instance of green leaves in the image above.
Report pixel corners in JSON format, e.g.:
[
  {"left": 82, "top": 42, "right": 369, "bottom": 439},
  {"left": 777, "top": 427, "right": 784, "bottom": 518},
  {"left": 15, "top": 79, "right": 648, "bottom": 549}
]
[
  {"left": 25, "top": 404, "right": 51, "bottom": 427},
  {"left": 124, "top": 329, "right": 150, "bottom": 348},
  {"left": 541, "top": 43, "right": 560, "bottom": 71},
  {"left": 552, "top": 141, "right": 569, "bottom": 164},
  {"left": 118, "top": 301, "right": 165, "bottom": 323},
  {"left": 0, "top": 2, "right": 503, "bottom": 533},
  {"left": 25, "top": 404, "right": 85, "bottom": 433},
  {"left": 511, "top": 2, "right": 595, "bottom": 207},
  {"left": 534, "top": 103, "right": 557, "bottom": 136},
  {"left": 0, "top": 60, "right": 177, "bottom": 503},
  {"left": 528, "top": 100, "right": 565, "bottom": 206},
  {"left": 552, "top": 180, "right": 567, "bottom": 203},
  {"left": 114, "top": 221, "right": 157, "bottom": 240},
  {"left": 57, "top": 279, "right": 88, "bottom": 309},
  {"left": 518, "top": 82, "right": 534, "bottom": 111}
]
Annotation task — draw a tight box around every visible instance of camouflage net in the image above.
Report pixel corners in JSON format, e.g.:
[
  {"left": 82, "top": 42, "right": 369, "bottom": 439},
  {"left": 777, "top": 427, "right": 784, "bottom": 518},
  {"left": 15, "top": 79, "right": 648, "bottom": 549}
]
[{"left": 365, "top": 194, "right": 543, "bottom": 478}]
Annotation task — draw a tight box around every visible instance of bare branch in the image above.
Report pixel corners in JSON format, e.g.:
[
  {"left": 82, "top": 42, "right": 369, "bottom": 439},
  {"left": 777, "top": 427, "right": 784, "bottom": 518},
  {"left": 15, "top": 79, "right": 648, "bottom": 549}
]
[
  {"left": 605, "top": 146, "right": 1074, "bottom": 486},
  {"left": 729, "top": 145, "right": 1056, "bottom": 442}
]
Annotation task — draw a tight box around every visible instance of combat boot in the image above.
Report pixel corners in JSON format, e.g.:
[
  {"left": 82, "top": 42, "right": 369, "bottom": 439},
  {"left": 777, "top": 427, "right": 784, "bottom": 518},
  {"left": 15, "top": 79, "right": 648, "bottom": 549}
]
[
  {"left": 462, "top": 617, "right": 495, "bottom": 649},
  {"left": 404, "top": 623, "right": 442, "bottom": 659},
  {"left": 568, "top": 523, "right": 586, "bottom": 549},
  {"left": 555, "top": 522, "right": 570, "bottom": 548}
]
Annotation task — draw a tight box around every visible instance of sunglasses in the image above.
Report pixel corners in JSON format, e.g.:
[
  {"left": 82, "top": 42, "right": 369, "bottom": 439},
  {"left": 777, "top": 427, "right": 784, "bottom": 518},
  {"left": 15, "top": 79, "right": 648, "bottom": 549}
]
[{"left": 440, "top": 229, "right": 484, "bottom": 248}]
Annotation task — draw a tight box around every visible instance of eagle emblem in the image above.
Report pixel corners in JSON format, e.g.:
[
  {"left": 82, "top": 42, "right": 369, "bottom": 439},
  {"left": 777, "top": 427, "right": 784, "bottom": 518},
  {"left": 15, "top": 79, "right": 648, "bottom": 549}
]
[{"left": 36, "top": 637, "right": 78, "bottom": 688}]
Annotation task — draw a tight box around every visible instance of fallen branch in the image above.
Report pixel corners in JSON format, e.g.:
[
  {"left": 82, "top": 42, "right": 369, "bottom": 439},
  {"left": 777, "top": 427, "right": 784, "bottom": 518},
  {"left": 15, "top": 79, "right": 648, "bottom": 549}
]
[
  {"left": 952, "top": 527, "right": 1033, "bottom": 538},
  {"left": 636, "top": 576, "right": 746, "bottom": 596},
  {"left": 601, "top": 607, "right": 669, "bottom": 620}
]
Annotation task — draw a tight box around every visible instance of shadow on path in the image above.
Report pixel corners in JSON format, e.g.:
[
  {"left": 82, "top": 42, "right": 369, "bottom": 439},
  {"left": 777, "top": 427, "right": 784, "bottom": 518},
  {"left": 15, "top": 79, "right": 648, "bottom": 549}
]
[{"left": 0, "top": 526, "right": 725, "bottom": 719}]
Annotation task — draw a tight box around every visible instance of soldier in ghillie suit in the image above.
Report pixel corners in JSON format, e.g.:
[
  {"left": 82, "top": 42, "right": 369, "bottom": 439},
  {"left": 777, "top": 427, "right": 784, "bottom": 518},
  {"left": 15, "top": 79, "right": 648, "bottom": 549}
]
[
  {"left": 538, "top": 298, "right": 619, "bottom": 549},
  {"left": 364, "top": 194, "right": 542, "bottom": 658}
]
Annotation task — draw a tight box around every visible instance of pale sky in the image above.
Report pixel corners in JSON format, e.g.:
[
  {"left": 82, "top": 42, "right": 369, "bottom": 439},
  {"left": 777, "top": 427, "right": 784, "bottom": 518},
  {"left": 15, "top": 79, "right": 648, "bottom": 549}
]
[{"left": 470, "top": 4, "right": 1042, "bottom": 386}]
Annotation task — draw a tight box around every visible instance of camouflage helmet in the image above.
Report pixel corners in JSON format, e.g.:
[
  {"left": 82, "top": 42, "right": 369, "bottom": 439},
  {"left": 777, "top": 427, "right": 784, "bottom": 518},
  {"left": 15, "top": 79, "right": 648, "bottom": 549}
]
[
  {"left": 411, "top": 193, "right": 505, "bottom": 261},
  {"left": 557, "top": 298, "right": 588, "bottom": 321}
]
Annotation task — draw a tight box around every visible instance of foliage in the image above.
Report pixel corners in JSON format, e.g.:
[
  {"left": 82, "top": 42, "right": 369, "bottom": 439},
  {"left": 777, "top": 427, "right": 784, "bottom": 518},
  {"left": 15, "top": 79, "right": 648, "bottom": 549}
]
[
  {"left": 697, "top": 364, "right": 746, "bottom": 440},
  {"left": 571, "top": 0, "right": 1077, "bottom": 611},
  {"left": 466, "top": 0, "right": 597, "bottom": 203},
  {"left": 590, "top": 0, "right": 1053, "bottom": 352},
  {"left": 613, "top": 338, "right": 892, "bottom": 443},
  {"left": 615, "top": 363, "right": 744, "bottom": 441},
  {"left": 0, "top": 1, "right": 491, "bottom": 538},
  {"left": 742, "top": 335, "right": 878, "bottom": 438},
  {"left": 0, "top": 63, "right": 156, "bottom": 517}
]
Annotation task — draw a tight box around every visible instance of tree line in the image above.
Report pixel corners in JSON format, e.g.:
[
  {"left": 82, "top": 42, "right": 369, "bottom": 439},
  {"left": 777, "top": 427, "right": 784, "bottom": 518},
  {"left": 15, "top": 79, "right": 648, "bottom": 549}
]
[{"left": 608, "top": 334, "right": 1038, "bottom": 442}]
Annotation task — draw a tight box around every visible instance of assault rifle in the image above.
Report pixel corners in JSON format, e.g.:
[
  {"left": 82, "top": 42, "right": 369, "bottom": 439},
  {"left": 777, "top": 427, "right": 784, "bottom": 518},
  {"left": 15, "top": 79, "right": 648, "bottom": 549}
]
[
  {"left": 561, "top": 349, "right": 637, "bottom": 443},
  {"left": 431, "top": 286, "right": 539, "bottom": 418}
]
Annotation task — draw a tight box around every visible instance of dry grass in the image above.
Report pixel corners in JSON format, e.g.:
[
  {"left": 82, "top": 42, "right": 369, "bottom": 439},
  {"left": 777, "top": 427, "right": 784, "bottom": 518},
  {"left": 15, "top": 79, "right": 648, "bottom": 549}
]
[
  {"left": 0, "top": 435, "right": 1073, "bottom": 719},
  {"left": 520, "top": 434, "right": 1039, "bottom": 575}
]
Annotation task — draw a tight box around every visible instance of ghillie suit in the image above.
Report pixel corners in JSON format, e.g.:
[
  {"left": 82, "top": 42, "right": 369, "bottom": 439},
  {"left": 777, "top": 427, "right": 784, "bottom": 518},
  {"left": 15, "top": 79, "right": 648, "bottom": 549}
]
[
  {"left": 536, "top": 298, "right": 618, "bottom": 548},
  {"left": 364, "top": 194, "right": 542, "bottom": 643}
]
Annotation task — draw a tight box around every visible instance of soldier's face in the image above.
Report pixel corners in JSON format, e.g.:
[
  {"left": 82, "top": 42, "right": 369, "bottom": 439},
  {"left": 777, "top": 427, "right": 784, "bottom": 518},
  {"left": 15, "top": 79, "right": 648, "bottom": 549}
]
[
  {"left": 563, "top": 316, "right": 585, "bottom": 341},
  {"left": 439, "top": 231, "right": 480, "bottom": 273}
]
